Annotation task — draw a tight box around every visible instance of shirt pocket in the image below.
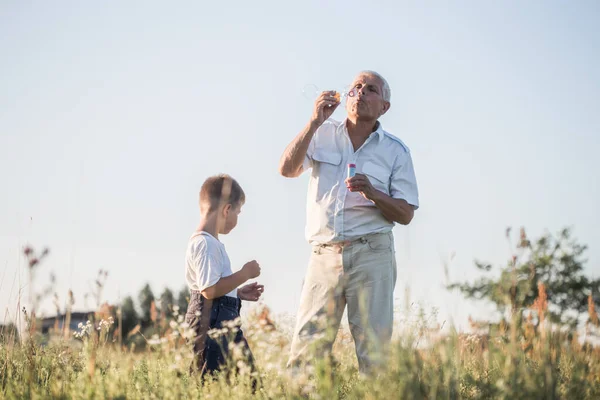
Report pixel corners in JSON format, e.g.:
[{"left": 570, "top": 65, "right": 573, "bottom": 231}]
[
  {"left": 312, "top": 150, "right": 342, "bottom": 196},
  {"left": 312, "top": 150, "right": 342, "bottom": 167},
  {"left": 362, "top": 161, "right": 391, "bottom": 195}
]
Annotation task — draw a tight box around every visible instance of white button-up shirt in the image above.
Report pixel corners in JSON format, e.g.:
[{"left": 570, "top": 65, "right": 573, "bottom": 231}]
[{"left": 301, "top": 118, "right": 419, "bottom": 245}]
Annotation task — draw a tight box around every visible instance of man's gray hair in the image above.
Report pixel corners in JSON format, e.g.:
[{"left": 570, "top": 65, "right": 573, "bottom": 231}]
[{"left": 357, "top": 70, "right": 391, "bottom": 102}]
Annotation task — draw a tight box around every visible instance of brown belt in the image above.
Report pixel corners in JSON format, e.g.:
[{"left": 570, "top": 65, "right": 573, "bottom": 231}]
[{"left": 318, "top": 231, "right": 390, "bottom": 248}]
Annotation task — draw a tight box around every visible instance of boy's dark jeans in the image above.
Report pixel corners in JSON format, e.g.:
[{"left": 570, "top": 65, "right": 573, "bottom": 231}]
[{"left": 185, "top": 290, "right": 257, "bottom": 383}]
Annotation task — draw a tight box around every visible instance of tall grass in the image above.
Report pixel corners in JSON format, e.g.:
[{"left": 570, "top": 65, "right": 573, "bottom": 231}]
[
  {"left": 1, "top": 247, "right": 599, "bottom": 399},
  {"left": 2, "top": 297, "right": 599, "bottom": 398}
]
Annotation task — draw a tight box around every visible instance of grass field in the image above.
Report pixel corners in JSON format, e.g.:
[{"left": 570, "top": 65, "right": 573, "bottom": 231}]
[{"left": 1, "top": 291, "right": 599, "bottom": 400}]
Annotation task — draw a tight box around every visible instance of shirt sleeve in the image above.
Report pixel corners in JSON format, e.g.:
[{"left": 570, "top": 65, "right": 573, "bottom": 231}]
[
  {"left": 390, "top": 150, "right": 419, "bottom": 209},
  {"left": 194, "top": 242, "right": 223, "bottom": 292}
]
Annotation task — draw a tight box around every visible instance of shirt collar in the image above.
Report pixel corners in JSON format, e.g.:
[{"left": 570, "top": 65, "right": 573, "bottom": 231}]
[{"left": 340, "top": 119, "right": 384, "bottom": 143}]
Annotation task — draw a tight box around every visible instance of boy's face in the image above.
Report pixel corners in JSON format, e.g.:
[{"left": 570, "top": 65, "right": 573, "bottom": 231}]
[{"left": 220, "top": 202, "right": 243, "bottom": 234}]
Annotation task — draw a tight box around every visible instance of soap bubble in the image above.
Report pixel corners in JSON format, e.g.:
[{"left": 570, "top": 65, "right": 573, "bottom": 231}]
[
  {"left": 302, "top": 84, "right": 356, "bottom": 105},
  {"left": 302, "top": 84, "right": 320, "bottom": 101}
]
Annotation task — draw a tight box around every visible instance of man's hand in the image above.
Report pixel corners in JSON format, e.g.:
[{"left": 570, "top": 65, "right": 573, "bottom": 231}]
[
  {"left": 345, "top": 173, "right": 376, "bottom": 201},
  {"left": 242, "top": 260, "right": 261, "bottom": 279},
  {"left": 238, "top": 282, "right": 265, "bottom": 302},
  {"left": 279, "top": 91, "right": 338, "bottom": 178},
  {"left": 346, "top": 174, "right": 415, "bottom": 225},
  {"left": 311, "top": 91, "right": 340, "bottom": 127}
]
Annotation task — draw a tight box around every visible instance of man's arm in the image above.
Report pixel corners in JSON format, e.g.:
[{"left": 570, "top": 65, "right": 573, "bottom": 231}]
[
  {"left": 345, "top": 174, "right": 415, "bottom": 225},
  {"left": 367, "top": 190, "right": 415, "bottom": 225},
  {"left": 201, "top": 261, "right": 260, "bottom": 300},
  {"left": 346, "top": 148, "right": 419, "bottom": 224},
  {"left": 278, "top": 120, "right": 319, "bottom": 178},
  {"left": 278, "top": 91, "right": 339, "bottom": 178}
]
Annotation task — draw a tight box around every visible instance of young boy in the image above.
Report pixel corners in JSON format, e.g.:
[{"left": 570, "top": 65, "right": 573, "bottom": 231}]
[{"left": 184, "top": 174, "right": 264, "bottom": 380}]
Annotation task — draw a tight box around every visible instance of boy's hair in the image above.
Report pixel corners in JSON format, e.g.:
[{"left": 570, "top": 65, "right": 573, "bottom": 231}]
[{"left": 199, "top": 174, "right": 245, "bottom": 213}]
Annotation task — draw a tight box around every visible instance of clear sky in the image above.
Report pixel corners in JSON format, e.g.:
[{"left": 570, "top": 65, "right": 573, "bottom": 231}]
[{"left": 1, "top": 1, "right": 599, "bottom": 331}]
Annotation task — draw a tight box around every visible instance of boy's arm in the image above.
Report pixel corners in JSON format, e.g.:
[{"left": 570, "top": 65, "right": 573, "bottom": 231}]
[
  {"left": 201, "top": 271, "right": 248, "bottom": 300},
  {"left": 201, "top": 261, "right": 260, "bottom": 300}
]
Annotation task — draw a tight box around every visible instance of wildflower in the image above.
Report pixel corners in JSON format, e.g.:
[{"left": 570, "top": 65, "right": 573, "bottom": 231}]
[
  {"left": 183, "top": 329, "right": 196, "bottom": 339},
  {"left": 208, "top": 328, "right": 220, "bottom": 339},
  {"left": 231, "top": 343, "right": 244, "bottom": 360},
  {"left": 301, "top": 383, "right": 316, "bottom": 395},
  {"left": 148, "top": 334, "right": 163, "bottom": 346}
]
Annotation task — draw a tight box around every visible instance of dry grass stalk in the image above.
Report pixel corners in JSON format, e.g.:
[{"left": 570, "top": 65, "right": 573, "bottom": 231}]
[
  {"left": 533, "top": 282, "right": 548, "bottom": 337},
  {"left": 588, "top": 294, "right": 599, "bottom": 327}
]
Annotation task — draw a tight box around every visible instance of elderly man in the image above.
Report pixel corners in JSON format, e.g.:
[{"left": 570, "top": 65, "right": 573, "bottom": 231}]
[{"left": 278, "top": 70, "right": 419, "bottom": 373}]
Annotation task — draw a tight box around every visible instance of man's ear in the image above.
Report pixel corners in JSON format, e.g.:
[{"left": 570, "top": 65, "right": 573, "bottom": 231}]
[{"left": 380, "top": 101, "right": 391, "bottom": 116}]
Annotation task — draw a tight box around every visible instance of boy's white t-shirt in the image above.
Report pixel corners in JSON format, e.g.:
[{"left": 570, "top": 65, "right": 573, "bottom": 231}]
[{"left": 185, "top": 231, "right": 238, "bottom": 298}]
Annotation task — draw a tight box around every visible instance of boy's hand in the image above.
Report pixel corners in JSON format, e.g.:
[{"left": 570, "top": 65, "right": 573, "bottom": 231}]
[
  {"left": 238, "top": 282, "right": 265, "bottom": 302},
  {"left": 242, "top": 260, "right": 261, "bottom": 279}
]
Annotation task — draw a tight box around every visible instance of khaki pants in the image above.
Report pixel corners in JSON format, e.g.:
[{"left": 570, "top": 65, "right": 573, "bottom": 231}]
[{"left": 288, "top": 231, "right": 397, "bottom": 373}]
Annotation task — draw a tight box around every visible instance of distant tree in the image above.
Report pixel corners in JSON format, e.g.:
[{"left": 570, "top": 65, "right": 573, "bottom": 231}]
[
  {"left": 138, "top": 283, "right": 155, "bottom": 328},
  {"left": 159, "top": 288, "right": 175, "bottom": 316},
  {"left": 177, "top": 286, "right": 189, "bottom": 314},
  {"left": 447, "top": 227, "right": 600, "bottom": 329},
  {"left": 120, "top": 296, "right": 139, "bottom": 338}
]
